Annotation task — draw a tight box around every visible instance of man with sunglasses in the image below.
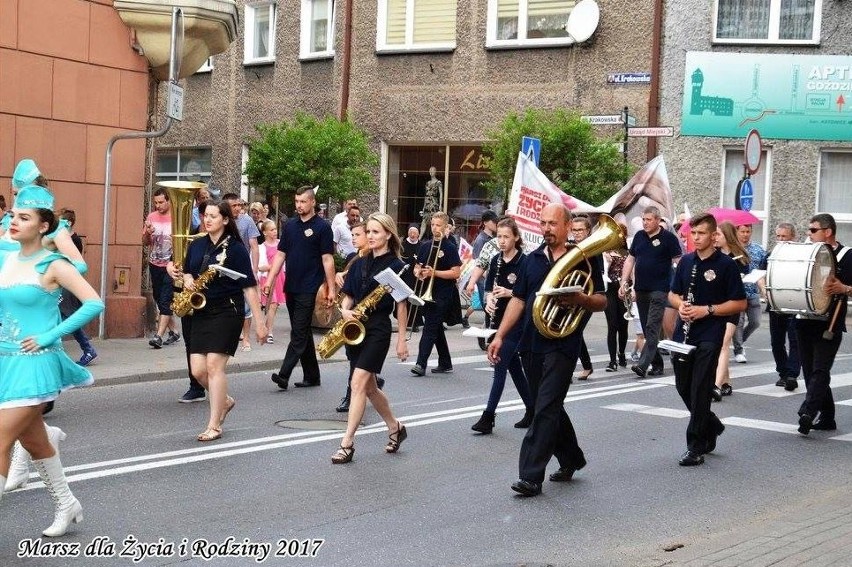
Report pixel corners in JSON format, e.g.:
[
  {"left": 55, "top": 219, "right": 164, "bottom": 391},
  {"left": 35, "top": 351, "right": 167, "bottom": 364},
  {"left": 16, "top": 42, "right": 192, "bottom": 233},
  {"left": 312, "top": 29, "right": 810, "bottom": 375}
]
[{"left": 795, "top": 214, "right": 852, "bottom": 435}]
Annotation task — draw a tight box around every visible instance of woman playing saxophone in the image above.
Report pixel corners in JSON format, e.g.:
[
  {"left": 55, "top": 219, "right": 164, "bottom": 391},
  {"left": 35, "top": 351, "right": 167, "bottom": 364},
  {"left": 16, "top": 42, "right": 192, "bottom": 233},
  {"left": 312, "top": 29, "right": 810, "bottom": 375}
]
[
  {"left": 331, "top": 213, "right": 409, "bottom": 464},
  {"left": 181, "top": 201, "right": 267, "bottom": 442}
]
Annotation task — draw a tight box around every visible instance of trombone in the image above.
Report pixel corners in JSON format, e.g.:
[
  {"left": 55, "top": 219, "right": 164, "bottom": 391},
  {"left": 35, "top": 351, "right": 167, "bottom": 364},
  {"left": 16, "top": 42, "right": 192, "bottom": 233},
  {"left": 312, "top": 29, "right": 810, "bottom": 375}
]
[{"left": 407, "top": 234, "right": 443, "bottom": 340}]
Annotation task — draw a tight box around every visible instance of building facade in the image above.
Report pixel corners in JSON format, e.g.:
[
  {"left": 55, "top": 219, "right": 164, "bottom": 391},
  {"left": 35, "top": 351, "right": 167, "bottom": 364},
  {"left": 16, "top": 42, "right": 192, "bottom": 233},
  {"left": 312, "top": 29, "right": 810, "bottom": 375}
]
[
  {"left": 156, "top": 0, "right": 658, "bottom": 243},
  {"left": 659, "top": 0, "right": 852, "bottom": 246},
  {"left": 1, "top": 0, "right": 152, "bottom": 337}
]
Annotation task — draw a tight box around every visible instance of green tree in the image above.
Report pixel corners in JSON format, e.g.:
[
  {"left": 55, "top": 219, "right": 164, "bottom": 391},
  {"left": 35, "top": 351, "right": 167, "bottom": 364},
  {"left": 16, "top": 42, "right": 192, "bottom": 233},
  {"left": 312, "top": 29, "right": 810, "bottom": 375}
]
[
  {"left": 482, "top": 108, "right": 633, "bottom": 207},
  {"left": 244, "top": 113, "right": 379, "bottom": 205}
]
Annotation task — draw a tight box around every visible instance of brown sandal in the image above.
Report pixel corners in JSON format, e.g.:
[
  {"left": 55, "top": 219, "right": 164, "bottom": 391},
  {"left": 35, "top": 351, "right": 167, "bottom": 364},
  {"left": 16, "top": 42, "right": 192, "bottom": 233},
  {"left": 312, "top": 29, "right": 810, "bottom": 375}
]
[
  {"left": 197, "top": 426, "right": 222, "bottom": 442},
  {"left": 220, "top": 396, "right": 236, "bottom": 426},
  {"left": 331, "top": 444, "right": 354, "bottom": 464},
  {"left": 385, "top": 422, "right": 407, "bottom": 453}
]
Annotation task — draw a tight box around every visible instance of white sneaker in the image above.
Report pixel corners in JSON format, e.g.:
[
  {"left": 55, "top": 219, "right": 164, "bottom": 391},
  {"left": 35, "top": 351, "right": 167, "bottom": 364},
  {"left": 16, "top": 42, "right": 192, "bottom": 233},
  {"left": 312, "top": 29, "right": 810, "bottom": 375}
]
[{"left": 734, "top": 353, "right": 747, "bottom": 363}]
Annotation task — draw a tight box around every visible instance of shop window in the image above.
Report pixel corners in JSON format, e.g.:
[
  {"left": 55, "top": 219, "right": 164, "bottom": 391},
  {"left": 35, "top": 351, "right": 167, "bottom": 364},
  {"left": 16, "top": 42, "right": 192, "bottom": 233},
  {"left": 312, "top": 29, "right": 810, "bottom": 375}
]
[
  {"left": 301, "top": 0, "right": 335, "bottom": 59},
  {"left": 377, "top": 0, "right": 457, "bottom": 53},
  {"left": 245, "top": 2, "right": 277, "bottom": 64},
  {"left": 721, "top": 147, "right": 771, "bottom": 246},
  {"left": 487, "top": 0, "right": 576, "bottom": 49},
  {"left": 155, "top": 148, "right": 213, "bottom": 185},
  {"left": 714, "top": 0, "right": 821, "bottom": 44},
  {"left": 817, "top": 151, "right": 852, "bottom": 243}
]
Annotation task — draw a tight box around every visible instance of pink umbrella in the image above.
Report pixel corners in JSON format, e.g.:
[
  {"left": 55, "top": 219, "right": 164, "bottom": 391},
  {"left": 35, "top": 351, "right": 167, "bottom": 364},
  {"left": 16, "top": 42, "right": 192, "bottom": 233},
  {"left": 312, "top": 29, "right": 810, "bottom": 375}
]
[
  {"left": 679, "top": 207, "right": 759, "bottom": 235},
  {"left": 707, "top": 207, "right": 760, "bottom": 227}
]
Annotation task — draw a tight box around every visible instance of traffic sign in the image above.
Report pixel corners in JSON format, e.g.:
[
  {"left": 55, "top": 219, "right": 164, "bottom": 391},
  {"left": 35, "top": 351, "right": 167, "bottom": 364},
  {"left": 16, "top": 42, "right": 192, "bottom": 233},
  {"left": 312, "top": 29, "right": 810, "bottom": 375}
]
[
  {"left": 745, "top": 129, "right": 762, "bottom": 174},
  {"left": 167, "top": 82, "right": 184, "bottom": 121},
  {"left": 581, "top": 114, "right": 624, "bottom": 126},
  {"left": 521, "top": 136, "right": 541, "bottom": 167},
  {"left": 736, "top": 178, "right": 754, "bottom": 212},
  {"left": 627, "top": 126, "right": 674, "bottom": 137}
]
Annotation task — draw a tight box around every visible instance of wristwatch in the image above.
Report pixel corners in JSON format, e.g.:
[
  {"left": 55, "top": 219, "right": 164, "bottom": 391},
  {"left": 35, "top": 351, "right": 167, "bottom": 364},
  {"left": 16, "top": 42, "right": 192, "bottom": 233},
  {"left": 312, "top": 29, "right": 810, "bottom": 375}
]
[{"left": 707, "top": 304, "right": 715, "bottom": 315}]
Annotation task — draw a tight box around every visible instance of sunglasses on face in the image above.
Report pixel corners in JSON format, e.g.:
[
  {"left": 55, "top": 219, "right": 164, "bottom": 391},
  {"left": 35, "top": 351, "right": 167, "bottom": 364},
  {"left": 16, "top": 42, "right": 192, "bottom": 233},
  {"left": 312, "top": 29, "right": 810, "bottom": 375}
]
[{"left": 808, "top": 227, "right": 825, "bottom": 234}]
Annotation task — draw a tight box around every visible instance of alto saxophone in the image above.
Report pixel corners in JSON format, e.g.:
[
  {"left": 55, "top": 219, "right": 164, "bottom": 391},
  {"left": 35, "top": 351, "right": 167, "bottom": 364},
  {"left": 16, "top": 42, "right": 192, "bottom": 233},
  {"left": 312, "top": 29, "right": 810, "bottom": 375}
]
[
  {"left": 171, "top": 237, "right": 229, "bottom": 317},
  {"left": 317, "top": 265, "right": 409, "bottom": 359}
]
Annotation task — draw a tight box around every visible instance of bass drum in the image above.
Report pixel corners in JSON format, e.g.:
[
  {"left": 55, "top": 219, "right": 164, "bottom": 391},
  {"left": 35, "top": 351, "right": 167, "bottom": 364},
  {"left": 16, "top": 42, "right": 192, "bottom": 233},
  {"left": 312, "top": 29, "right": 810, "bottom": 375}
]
[{"left": 766, "top": 241, "right": 836, "bottom": 317}]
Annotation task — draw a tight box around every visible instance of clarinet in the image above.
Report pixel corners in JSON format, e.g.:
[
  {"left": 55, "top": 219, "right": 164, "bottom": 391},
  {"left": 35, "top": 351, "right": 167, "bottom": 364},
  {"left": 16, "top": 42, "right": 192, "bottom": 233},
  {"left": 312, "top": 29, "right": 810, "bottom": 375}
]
[
  {"left": 681, "top": 263, "right": 698, "bottom": 342},
  {"left": 487, "top": 254, "right": 504, "bottom": 333}
]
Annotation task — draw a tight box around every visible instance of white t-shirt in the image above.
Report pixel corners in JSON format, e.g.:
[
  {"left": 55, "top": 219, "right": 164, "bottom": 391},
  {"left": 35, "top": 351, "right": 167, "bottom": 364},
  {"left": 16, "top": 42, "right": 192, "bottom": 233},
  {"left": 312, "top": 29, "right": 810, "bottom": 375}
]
[{"left": 333, "top": 222, "right": 356, "bottom": 257}]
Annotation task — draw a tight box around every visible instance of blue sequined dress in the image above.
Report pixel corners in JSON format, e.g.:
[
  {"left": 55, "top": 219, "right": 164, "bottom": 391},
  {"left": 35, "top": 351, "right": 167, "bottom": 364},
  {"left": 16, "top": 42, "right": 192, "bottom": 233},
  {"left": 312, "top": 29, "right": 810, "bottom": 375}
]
[{"left": 0, "top": 250, "right": 93, "bottom": 409}]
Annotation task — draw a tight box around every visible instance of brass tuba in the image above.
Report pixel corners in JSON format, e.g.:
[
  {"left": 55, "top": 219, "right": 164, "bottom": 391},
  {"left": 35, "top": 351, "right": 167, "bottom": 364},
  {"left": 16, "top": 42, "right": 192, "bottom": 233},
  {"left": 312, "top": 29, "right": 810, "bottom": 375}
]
[
  {"left": 532, "top": 214, "right": 627, "bottom": 339},
  {"left": 156, "top": 180, "right": 207, "bottom": 284}
]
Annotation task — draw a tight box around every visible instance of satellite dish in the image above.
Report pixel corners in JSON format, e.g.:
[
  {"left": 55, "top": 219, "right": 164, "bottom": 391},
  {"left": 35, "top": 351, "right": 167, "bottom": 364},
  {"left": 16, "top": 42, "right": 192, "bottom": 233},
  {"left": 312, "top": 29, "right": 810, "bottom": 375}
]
[{"left": 566, "top": 0, "right": 600, "bottom": 43}]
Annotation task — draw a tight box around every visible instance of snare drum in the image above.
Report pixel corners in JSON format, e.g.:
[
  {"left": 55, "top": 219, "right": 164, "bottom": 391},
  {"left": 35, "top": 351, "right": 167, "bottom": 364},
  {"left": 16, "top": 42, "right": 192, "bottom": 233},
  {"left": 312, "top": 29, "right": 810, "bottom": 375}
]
[{"left": 766, "top": 242, "right": 836, "bottom": 317}]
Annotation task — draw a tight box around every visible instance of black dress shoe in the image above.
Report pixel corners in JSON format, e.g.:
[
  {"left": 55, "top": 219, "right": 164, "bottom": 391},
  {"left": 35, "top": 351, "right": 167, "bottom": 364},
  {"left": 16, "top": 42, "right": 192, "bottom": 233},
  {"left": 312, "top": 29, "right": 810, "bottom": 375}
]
[
  {"left": 678, "top": 450, "right": 704, "bottom": 466},
  {"left": 549, "top": 459, "right": 585, "bottom": 482},
  {"left": 647, "top": 367, "right": 664, "bottom": 377},
  {"left": 410, "top": 364, "right": 425, "bottom": 376},
  {"left": 511, "top": 479, "right": 542, "bottom": 496},
  {"left": 798, "top": 414, "right": 813, "bottom": 435},
  {"left": 720, "top": 383, "right": 733, "bottom": 396},
  {"left": 376, "top": 376, "right": 386, "bottom": 390},
  {"left": 431, "top": 366, "right": 454, "bottom": 374},
  {"left": 294, "top": 380, "right": 320, "bottom": 388},
  {"left": 784, "top": 378, "right": 798, "bottom": 392},
  {"left": 271, "top": 373, "right": 288, "bottom": 390},
  {"left": 335, "top": 396, "right": 350, "bottom": 412},
  {"left": 811, "top": 418, "right": 837, "bottom": 431},
  {"left": 631, "top": 365, "right": 647, "bottom": 379},
  {"left": 605, "top": 361, "right": 618, "bottom": 372},
  {"left": 775, "top": 377, "right": 786, "bottom": 387},
  {"left": 704, "top": 421, "right": 725, "bottom": 454},
  {"left": 514, "top": 409, "right": 533, "bottom": 428},
  {"left": 618, "top": 354, "right": 627, "bottom": 367},
  {"left": 711, "top": 386, "right": 722, "bottom": 402}
]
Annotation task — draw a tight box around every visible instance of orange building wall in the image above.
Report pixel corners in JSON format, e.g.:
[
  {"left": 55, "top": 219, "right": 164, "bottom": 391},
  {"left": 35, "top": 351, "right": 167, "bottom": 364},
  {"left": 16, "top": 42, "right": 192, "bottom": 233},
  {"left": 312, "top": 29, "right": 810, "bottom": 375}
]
[{"left": 0, "top": 0, "right": 152, "bottom": 337}]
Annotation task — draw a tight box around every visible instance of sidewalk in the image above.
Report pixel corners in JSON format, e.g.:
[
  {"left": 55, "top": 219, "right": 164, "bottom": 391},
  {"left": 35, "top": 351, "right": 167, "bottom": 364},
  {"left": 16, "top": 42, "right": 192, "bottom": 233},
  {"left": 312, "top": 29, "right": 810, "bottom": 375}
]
[{"left": 73, "top": 310, "right": 490, "bottom": 386}]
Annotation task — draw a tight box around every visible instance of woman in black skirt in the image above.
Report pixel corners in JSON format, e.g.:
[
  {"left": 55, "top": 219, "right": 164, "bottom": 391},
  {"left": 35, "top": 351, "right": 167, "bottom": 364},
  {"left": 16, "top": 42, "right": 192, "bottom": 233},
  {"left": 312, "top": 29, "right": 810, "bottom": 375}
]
[
  {"left": 182, "top": 201, "right": 267, "bottom": 442},
  {"left": 331, "top": 213, "right": 409, "bottom": 464}
]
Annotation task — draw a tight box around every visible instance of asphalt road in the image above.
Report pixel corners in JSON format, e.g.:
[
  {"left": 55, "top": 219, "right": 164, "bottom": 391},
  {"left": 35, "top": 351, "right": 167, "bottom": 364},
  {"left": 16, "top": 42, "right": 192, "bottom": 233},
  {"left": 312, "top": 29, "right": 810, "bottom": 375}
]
[{"left": 2, "top": 320, "right": 851, "bottom": 566}]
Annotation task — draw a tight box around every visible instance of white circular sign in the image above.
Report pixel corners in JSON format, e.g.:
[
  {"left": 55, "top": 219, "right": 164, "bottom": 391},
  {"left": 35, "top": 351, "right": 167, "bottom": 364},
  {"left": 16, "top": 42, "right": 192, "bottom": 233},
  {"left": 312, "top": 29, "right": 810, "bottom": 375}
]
[{"left": 745, "top": 129, "right": 762, "bottom": 175}]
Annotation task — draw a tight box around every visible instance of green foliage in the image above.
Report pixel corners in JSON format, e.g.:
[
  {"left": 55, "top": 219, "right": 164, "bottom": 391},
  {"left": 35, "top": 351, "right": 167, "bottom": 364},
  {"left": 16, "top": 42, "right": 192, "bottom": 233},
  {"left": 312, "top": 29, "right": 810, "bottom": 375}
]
[
  {"left": 482, "top": 108, "right": 634, "bottom": 207},
  {"left": 244, "top": 113, "right": 379, "bottom": 204}
]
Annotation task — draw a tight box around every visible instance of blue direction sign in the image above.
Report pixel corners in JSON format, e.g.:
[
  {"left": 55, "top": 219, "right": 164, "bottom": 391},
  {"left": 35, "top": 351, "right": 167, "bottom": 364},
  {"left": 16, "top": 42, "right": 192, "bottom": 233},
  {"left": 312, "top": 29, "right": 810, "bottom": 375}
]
[
  {"left": 736, "top": 178, "right": 754, "bottom": 212},
  {"left": 521, "top": 136, "right": 541, "bottom": 167}
]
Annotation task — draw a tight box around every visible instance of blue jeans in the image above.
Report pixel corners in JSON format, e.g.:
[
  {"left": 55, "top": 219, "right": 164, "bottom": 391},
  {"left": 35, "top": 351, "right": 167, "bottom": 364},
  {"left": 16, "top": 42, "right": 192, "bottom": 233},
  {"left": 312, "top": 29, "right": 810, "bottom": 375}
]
[
  {"left": 485, "top": 338, "right": 532, "bottom": 413},
  {"left": 733, "top": 296, "right": 762, "bottom": 354}
]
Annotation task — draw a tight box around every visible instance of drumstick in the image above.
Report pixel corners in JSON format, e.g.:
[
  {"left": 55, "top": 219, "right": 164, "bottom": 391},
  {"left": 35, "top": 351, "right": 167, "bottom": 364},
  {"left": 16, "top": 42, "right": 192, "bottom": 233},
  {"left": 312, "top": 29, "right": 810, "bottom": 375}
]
[{"left": 822, "top": 299, "right": 843, "bottom": 340}]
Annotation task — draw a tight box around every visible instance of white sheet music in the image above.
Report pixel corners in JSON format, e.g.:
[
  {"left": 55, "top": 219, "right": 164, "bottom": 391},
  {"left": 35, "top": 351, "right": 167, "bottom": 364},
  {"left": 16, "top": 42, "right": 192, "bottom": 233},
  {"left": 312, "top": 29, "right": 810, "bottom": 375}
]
[
  {"left": 535, "top": 285, "right": 583, "bottom": 297},
  {"left": 658, "top": 339, "right": 696, "bottom": 355},
  {"left": 374, "top": 267, "right": 417, "bottom": 303},
  {"left": 212, "top": 265, "right": 247, "bottom": 280},
  {"left": 742, "top": 269, "right": 766, "bottom": 284},
  {"left": 462, "top": 328, "right": 498, "bottom": 339}
]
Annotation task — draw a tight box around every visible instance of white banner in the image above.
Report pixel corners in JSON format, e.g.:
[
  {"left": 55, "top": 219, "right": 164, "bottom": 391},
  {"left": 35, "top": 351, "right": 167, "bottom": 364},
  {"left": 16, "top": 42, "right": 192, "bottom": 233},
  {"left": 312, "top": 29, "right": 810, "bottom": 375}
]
[{"left": 505, "top": 152, "right": 675, "bottom": 246}]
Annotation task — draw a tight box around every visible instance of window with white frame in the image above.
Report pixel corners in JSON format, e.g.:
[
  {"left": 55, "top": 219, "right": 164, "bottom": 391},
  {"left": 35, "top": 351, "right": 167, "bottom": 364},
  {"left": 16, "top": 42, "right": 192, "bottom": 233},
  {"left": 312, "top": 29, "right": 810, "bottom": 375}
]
[
  {"left": 377, "top": 0, "right": 457, "bottom": 53},
  {"left": 195, "top": 57, "right": 214, "bottom": 74},
  {"left": 817, "top": 151, "right": 852, "bottom": 244},
  {"left": 155, "top": 148, "right": 213, "bottom": 184},
  {"left": 244, "top": 2, "right": 277, "bottom": 64},
  {"left": 487, "top": 0, "right": 576, "bottom": 48},
  {"left": 721, "top": 147, "right": 771, "bottom": 246},
  {"left": 300, "top": 0, "right": 335, "bottom": 58},
  {"left": 714, "top": 0, "right": 822, "bottom": 44}
]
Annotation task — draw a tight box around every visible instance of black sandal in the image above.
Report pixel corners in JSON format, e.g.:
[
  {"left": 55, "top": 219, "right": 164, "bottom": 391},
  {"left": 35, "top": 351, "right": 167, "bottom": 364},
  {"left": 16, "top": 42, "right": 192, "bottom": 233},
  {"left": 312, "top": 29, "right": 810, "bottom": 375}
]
[
  {"left": 331, "top": 444, "right": 354, "bottom": 464},
  {"left": 385, "top": 423, "right": 407, "bottom": 453}
]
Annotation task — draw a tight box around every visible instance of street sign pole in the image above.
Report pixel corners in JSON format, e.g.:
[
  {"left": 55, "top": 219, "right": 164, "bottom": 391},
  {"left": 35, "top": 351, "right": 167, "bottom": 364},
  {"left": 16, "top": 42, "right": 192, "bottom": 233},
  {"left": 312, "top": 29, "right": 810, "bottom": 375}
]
[{"left": 622, "top": 106, "right": 629, "bottom": 168}]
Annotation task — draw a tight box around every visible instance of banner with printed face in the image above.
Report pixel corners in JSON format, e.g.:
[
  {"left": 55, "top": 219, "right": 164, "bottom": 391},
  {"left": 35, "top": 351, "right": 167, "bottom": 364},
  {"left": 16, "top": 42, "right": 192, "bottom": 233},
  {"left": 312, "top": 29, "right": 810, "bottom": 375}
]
[{"left": 506, "top": 152, "right": 677, "bottom": 249}]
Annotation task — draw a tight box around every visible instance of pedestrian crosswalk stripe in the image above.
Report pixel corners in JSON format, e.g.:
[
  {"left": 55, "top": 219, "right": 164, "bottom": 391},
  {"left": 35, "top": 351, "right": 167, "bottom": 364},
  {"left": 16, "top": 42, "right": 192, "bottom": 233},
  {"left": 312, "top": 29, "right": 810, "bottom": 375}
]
[{"left": 604, "top": 403, "right": 690, "bottom": 418}]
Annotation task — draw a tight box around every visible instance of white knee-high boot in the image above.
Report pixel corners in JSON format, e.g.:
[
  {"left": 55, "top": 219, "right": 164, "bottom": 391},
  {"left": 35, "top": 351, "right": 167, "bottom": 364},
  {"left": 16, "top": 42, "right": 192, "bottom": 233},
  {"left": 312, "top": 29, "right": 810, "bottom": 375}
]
[
  {"left": 31, "top": 455, "right": 82, "bottom": 537},
  {"left": 4, "top": 426, "right": 66, "bottom": 491}
]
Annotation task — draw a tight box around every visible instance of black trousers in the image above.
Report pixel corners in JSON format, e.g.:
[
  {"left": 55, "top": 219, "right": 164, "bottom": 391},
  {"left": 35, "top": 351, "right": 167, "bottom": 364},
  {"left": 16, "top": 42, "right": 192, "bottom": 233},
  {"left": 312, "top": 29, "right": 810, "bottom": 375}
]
[
  {"left": 636, "top": 290, "right": 666, "bottom": 372},
  {"left": 519, "top": 350, "right": 586, "bottom": 484},
  {"left": 673, "top": 341, "right": 724, "bottom": 453},
  {"left": 578, "top": 339, "right": 591, "bottom": 371},
  {"left": 796, "top": 321, "right": 842, "bottom": 421},
  {"left": 415, "top": 298, "right": 452, "bottom": 369},
  {"left": 604, "top": 285, "right": 628, "bottom": 362},
  {"left": 278, "top": 292, "right": 321, "bottom": 383},
  {"left": 769, "top": 311, "right": 800, "bottom": 379},
  {"left": 180, "top": 314, "right": 204, "bottom": 392}
]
